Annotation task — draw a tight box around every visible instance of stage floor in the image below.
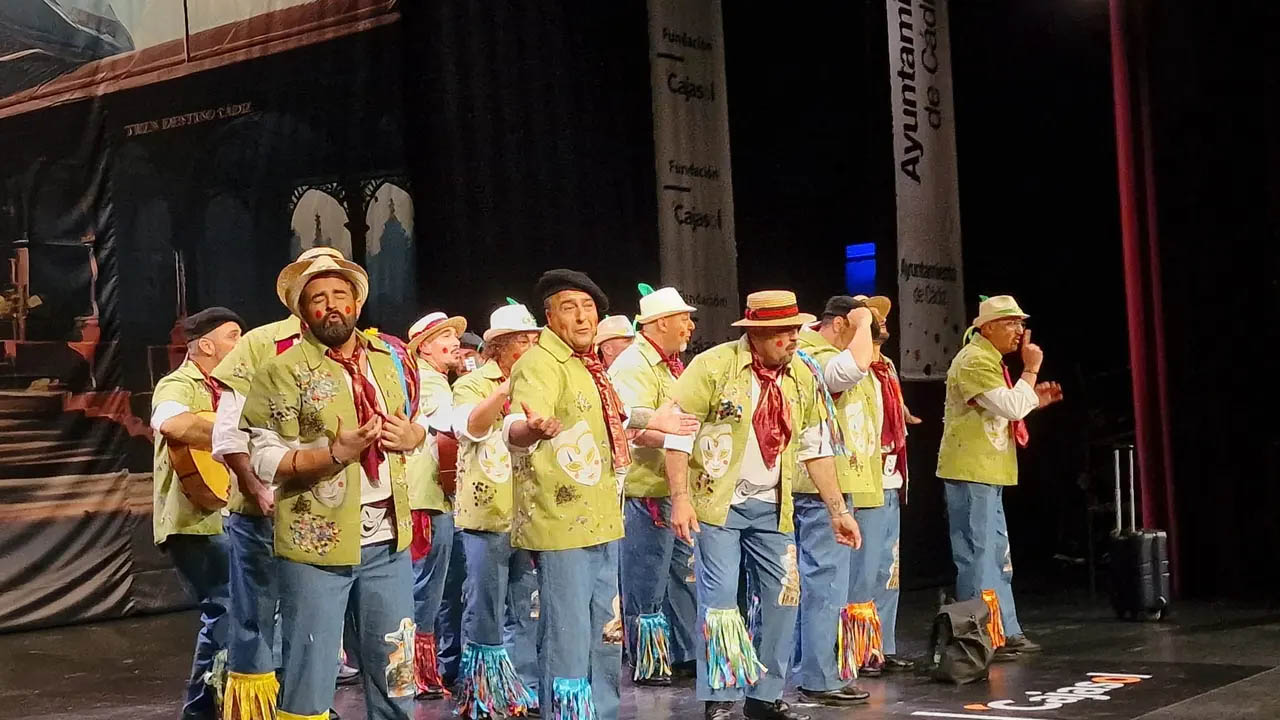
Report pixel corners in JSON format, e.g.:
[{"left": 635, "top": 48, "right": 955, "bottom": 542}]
[{"left": 3, "top": 590, "right": 1277, "bottom": 720}]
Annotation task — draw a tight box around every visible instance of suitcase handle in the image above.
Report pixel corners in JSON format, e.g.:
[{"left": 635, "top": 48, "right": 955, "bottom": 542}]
[{"left": 1113, "top": 445, "right": 1137, "bottom": 533}]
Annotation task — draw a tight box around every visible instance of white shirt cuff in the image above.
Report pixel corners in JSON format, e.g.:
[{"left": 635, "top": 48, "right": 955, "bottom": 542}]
[
  {"left": 824, "top": 349, "right": 868, "bottom": 393},
  {"left": 150, "top": 401, "right": 191, "bottom": 432},
  {"left": 211, "top": 391, "right": 248, "bottom": 462},
  {"left": 664, "top": 433, "right": 694, "bottom": 453},
  {"left": 503, "top": 412, "right": 534, "bottom": 453},
  {"left": 976, "top": 380, "right": 1039, "bottom": 421},
  {"left": 796, "top": 422, "right": 832, "bottom": 462},
  {"left": 452, "top": 403, "right": 493, "bottom": 443}
]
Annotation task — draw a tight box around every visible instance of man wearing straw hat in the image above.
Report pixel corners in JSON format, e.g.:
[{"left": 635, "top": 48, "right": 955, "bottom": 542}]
[
  {"left": 789, "top": 294, "right": 877, "bottom": 706},
  {"left": 402, "top": 310, "right": 467, "bottom": 698},
  {"left": 503, "top": 269, "right": 698, "bottom": 720},
  {"left": 608, "top": 284, "right": 699, "bottom": 687},
  {"left": 450, "top": 301, "right": 542, "bottom": 718},
  {"left": 211, "top": 246, "right": 344, "bottom": 720},
  {"left": 937, "top": 295, "right": 1063, "bottom": 659},
  {"left": 594, "top": 314, "right": 636, "bottom": 370},
  {"left": 152, "top": 305, "right": 243, "bottom": 720},
  {"left": 241, "top": 253, "right": 426, "bottom": 720},
  {"left": 847, "top": 295, "right": 918, "bottom": 676},
  {"left": 666, "top": 290, "right": 862, "bottom": 720}
]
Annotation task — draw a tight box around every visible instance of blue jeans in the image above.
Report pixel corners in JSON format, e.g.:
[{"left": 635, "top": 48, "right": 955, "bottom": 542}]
[
  {"left": 792, "top": 493, "right": 851, "bottom": 691},
  {"left": 163, "top": 532, "right": 231, "bottom": 719},
  {"left": 695, "top": 499, "right": 798, "bottom": 703},
  {"left": 461, "top": 529, "right": 539, "bottom": 692},
  {"left": 278, "top": 542, "right": 415, "bottom": 720},
  {"left": 944, "top": 480, "right": 1022, "bottom": 638},
  {"left": 413, "top": 510, "right": 454, "bottom": 631},
  {"left": 436, "top": 524, "right": 467, "bottom": 683},
  {"left": 536, "top": 541, "right": 621, "bottom": 720},
  {"left": 226, "top": 513, "right": 280, "bottom": 674},
  {"left": 621, "top": 497, "right": 697, "bottom": 675}
]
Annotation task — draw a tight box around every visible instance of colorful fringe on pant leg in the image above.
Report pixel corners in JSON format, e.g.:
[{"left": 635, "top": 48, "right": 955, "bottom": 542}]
[
  {"left": 222, "top": 670, "right": 279, "bottom": 720},
  {"left": 837, "top": 601, "right": 884, "bottom": 680},
  {"left": 455, "top": 642, "right": 537, "bottom": 718},
  {"left": 277, "top": 711, "right": 330, "bottom": 720},
  {"left": 703, "top": 608, "right": 766, "bottom": 690},
  {"left": 550, "top": 677, "right": 596, "bottom": 720},
  {"left": 982, "top": 589, "right": 1006, "bottom": 649},
  {"left": 414, "top": 630, "right": 449, "bottom": 696},
  {"left": 633, "top": 613, "right": 673, "bottom": 681}
]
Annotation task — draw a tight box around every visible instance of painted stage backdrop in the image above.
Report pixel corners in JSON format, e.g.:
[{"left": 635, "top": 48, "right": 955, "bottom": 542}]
[{"left": 0, "top": 0, "right": 417, "bottom": 632}]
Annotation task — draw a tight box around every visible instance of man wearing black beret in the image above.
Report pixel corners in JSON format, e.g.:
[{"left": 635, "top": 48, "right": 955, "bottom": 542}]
[{"left": 151, "top": 306, "right": 244, "bottom": 720}]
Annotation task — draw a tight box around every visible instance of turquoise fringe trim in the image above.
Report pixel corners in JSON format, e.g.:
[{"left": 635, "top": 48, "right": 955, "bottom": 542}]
[
  {"left": 703, "top": 608, "right": 765, "bottom": 690},
  {"left": 633, "top": 613, "right": 672, "bottom": 681},
  {"left": 456, "top": 642, "right": 537, "bottom": 718},
  {"left": 550, "top": 677, "right": 596, "bottom": 720}
]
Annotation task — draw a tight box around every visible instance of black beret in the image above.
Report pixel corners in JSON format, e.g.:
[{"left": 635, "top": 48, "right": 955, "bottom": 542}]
[
  {"left": 182, "top": 307, "right": 245, "bottom": 341},
  {"left": 821, "top": 295, "right": 866, "bottom": 318},
  {"left": 534, "top": 269, "right": 609, "bottom": 313},
  {"left": 460, "top": 331, "right": 484, "bottom": 349}
]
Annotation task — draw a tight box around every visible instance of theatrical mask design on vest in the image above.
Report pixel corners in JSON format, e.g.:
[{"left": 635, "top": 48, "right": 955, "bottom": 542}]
[{"left": 550, "top": 420, "right": 603, "bottom": 487}]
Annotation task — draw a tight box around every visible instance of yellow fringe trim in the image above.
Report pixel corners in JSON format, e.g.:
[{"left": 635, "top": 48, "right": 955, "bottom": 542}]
[
  {"left": 277, "top": 711, "right": 328, "bottom": 720},
  {"left": 982, "top": 589, "right": 1006, "bottom": 649},
  {"left": 837, "top": 601, "right": 884, "bottom": 680},
  {"left": 223, "top": 671, "right": 279, "bottom": 720}
]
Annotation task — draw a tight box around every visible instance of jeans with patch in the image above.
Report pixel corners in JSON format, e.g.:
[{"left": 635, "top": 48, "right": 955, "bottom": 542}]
[
  {"left": 461, "top": 529, "right": 540, "bottom": 692},
  {"left": 944, "top": 480, "right": 1022, "bottom": 638},
  {"left": 620, "top": 497, "right": 697, "bottom": 670},
  {"left": 164, "top": 532, "right": 231, "bottom": 719},
  {"left": 848, "top": 489, "right": 903, "bottom": 654},
  {"left": 436, "top": 524, "right": 467, "bottom": 683},
  {"left": 536, "top": 541, "right": 621, "bottom": 720},
  {"left": 278, "top": 542, "right": 415, "bottom": 720},
  {"left": 226, "top": 513, "right": 281, "bottom": 674},
  {"left": 694, "top": 499, "right": 799, "bottom": 703},
  {"left": 412, "top": 510, "right": 454, "bottom": 630},
  {"left": 792, "top": 493, "right": 852, "bottom": 691}
]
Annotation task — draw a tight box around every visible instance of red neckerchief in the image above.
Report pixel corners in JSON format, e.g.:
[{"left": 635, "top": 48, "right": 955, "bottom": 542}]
[
  {"left": 573, "top": 351, "right": 633, "bottom": 471},
  {"left": 642, "top": 332, "right": 684, "bottom": 378},
  {"left": 1002, "top": 364, "right": 1030, "bottom": 448},
  {"left": 749, "top": 353, "right": 792, "bottom": 469},
  {"left": 326, "top": 344, "right": 388, "bottom": 485},
  {"left": 195, "top": 363, "right": 222, "bottom": 411},
  {"left": 496, "top": 373, "right": 512, "bottom": 415},
  {"left": 871, "top": 357, "right": 909, "bottom": 492}
]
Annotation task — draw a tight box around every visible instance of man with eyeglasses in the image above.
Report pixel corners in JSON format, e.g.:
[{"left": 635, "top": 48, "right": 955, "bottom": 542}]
[{"left": 937, "top": 295, "right": 1063, "bottom": 659}]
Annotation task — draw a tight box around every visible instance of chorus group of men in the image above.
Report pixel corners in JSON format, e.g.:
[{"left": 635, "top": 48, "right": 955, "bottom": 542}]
[{"left": 151, "top": 247, "right": 1062, "bottom": 720}]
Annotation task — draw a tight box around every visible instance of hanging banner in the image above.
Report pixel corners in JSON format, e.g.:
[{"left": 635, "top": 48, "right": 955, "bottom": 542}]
[
  {"left": 647, "top": 0, "right": 739, "bottom": 354},
  {"left": 886, "top": 0, "right": 967, "bottom": 380}
]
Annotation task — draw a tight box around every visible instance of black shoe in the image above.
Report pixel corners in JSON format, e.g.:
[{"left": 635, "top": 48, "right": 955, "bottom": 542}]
[
  {"left": 883, "top": 655, "right": 916, "bottom": 672},
  {"left": 798, "top": 685, "right": 870, "bottom": 706},
  {"left": 527, "top": 706, "right": 540, "bottom": 718},
  {"left": 672, "top": 661, "right": 697, "bottom": 679},
  {"left": 634, "top": 675, "right": 673, "bottom": 687},
  {"left": 744, "top": 698, "right": 811, "bottom": 720},
  {"left": 416, "top": 687, "right": 446, "bottom": 700},
  {"left": 993, "top": 647, "right": 1023, "bottom": 661},
  {"left": 705, "top": 701, "right": 735, "bottom": 720},
  {"left": 328, "top": 711, "right": 341, "bottom": 720},
  {"left": 858, "top": 664, "right": 882, "bottom": 677},
  {"left": 1003, "top": 634, "right": 1042, "bottom": 653}
]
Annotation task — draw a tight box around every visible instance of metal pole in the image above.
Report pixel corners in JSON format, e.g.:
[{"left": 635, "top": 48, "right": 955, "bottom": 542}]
[
  {"left": 1113, "top": 448, "right": 1123, "bottom": 533},
  {"left": 1128, "top": 445, "right": 1137, "bottom": 531}
]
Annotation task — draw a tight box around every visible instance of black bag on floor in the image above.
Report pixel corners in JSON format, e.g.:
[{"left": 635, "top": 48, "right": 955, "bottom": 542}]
[
  {"left": 927, "top": 597, "right": 994, "bottom": 684},
  {"left": 1109, "top": 446, "right": 1171, "bottom": 621}
]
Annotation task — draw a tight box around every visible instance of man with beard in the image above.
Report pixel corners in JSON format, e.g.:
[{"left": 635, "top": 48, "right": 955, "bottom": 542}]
[
  {"left": 152, "top": 306, "right": 244, "bottom": 720},
  {"left": 211, "top": 247, "right": 341, "bottom": 720},
  {"left": 666, "top": 290, "right": 862, "bottom": 720},
  {"left": 403, "top": 311, "right": 467, "bottom": 698},
  {"left": 937, "top": 295, "right": 1063, "bottom": 659},
  {"left": 846, "top": 296, "right": 917, "bottom": 676},
  {"left": 790, "top": 295, "right": 876, "bottom": 706},
  {"left": 451, "top": 302, "right": 542, "bottom": 718},
  {"left": 503, "top": 269, "right": 698, "bottom": 720},
  {"left": 241, "top": 254, "right": 425, "bottom": 720},
  {"left": 608, "top": 285, "right": 699, "bottom": 687}
]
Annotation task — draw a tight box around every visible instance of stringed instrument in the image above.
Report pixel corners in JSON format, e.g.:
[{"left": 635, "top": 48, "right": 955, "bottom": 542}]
[
  {"left": 436, "top": 430, "right": 459, "bottom": 497},
  {"left": 169, "top": 411, "right": 230, "bottom": 510}
]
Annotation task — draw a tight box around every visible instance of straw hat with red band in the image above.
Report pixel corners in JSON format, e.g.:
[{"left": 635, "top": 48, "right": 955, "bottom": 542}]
[
  {"left": 731, "top": 290, "right": 817, "bottom": 328},
  {"left": 275, "top": 246, "right": 347, "bottom": 308},
  {"left": 406, "top": 311, "right": 468, "bottom": 354},
  {"left": 279, "top": 254, "right": 370, "bottom": 318}
]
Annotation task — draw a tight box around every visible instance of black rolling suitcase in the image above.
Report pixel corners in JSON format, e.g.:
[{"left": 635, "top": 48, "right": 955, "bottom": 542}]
[{"left": 1108, "top": 446, "right": 1171, "bottom": 621}]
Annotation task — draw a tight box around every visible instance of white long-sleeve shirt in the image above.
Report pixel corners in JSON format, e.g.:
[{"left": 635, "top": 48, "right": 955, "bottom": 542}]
[
  {"left": 975, "top": 379, "right": 1039, "bottom": 421},
  {"left": 824, "top": 348, "right": 869, "bottom": 394}
]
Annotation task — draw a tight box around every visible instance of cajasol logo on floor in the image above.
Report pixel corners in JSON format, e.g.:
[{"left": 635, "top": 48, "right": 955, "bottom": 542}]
[{"left": 910, "top": 672, "right": 1152, "bottom": 719}]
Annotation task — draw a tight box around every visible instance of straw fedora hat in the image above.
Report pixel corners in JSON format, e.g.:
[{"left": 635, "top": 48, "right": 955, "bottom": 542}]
[
  {"left": 406, "top": 311, "right": 468, "bottom": 354},
  {"left": 275, "top": 246, "right": 346, "bottom": 307},
  {"left": 853, "top": 295, "right": 892, "bottom": 322},
  {"left": 279, "top": 254, "right": 370, "bottom": 317},
  {"left": 594, "top": 315, "right": 635, "bottom": 345},
  {"left": 483, "top": 303, "right": 540, "bottom": 343},
  {"left": 731, "top": 290, "right": 816, "bottom": 328},
  {"left": 635, "top": 286, "right": 697, "bottom": 325},
  {"left": 972, "top": 295, "right": 1029, "bottom": 328}
]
